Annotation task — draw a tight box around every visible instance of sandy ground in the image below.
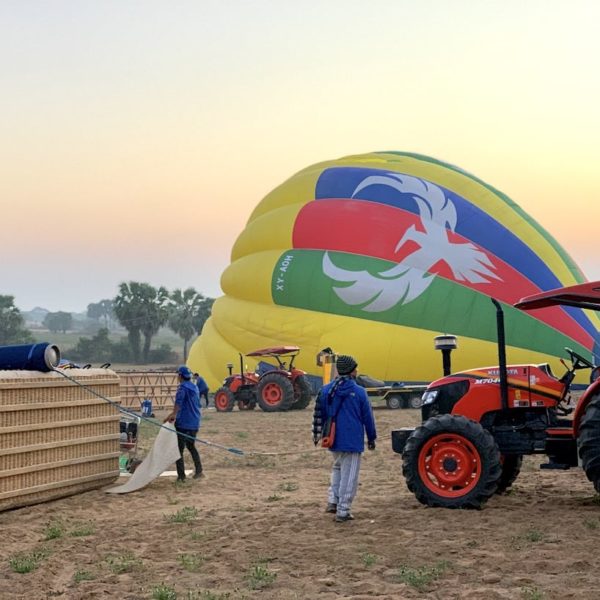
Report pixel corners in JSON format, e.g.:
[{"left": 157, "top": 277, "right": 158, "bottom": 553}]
[{"left": 1, "top": 406, "right": 600, "bottom": 600}]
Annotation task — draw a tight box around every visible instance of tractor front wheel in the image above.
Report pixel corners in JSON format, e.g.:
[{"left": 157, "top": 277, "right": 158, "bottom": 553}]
[
  {"left": 402, "top": 414, "right": 502, "bottom": 509},
  {"left": 578, "top": 393, "right": 600, "bottom": 493},
  {"left": 256, "top": 373, "right": 295, "bottom": 412},
  {"left": 214, "top": 387, "right": 235, "bottom": 412}
]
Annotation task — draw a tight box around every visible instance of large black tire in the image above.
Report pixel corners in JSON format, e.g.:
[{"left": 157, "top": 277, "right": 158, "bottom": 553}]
[
  {"left": 214, "top": 387, "right": 235, "bottom": 412},
  {"left": 290, "top": 375, "right": 312, "bottom": 410},
  {"left": 408, "top": 393, "right": 423, "bottom": 409},
  {"left": 578, "top": 393, "right": 600, "bottom": 493},
  {"left": 256, "top": 373, "right": 295, "bottom": 412},
  {"left": 386, "top": 394, "right": 403, "bottom": 410},
  {"left": 495, "top": 455, "right": 523, "bottom": 494},
  {"left": 402, "top": 414, "right": 502, "bottom": 509}
]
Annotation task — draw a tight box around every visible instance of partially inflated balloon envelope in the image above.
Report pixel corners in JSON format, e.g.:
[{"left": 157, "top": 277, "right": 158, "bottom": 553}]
[{"left": 189, "top": 152, "right": 600, "bottom": 388}]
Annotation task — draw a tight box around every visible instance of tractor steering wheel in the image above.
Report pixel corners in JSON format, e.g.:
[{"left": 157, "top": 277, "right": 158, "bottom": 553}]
[{"left": 565, "top": 347, "right": 595, "bottom": 370}]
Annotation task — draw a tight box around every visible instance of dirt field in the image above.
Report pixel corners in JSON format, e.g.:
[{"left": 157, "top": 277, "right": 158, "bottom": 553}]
[{"left": 1, "top": 407, "right": 599, "bottom": 600}]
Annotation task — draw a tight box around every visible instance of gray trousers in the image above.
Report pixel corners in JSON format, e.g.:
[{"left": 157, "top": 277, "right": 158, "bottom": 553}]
[{"left": 328, "top": 451, "right": 362, "bottom": 516}]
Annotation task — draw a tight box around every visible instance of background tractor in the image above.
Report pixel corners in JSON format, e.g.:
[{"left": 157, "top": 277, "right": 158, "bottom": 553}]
[
  {"left": 318, "top": 347, "right": 426, "bottom": 409},
  {"left": 391, "top": 283, "right": 600, "bottom": 509},
  {"left": 213, "top": 345, "right": 312, "bottom": 412}
]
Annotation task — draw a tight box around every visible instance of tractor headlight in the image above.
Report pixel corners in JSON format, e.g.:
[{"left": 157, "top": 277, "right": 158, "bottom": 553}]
[{"left": 421, "top": 390, "right": 439, "bottom": 405}]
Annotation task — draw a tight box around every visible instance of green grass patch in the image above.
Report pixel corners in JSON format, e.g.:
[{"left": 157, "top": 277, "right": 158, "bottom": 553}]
[
  {"left": 396, "top": 561, "right": 449, "bottom": 592},
  {"left": 164, "top": 506, "right": 199, "bottom": 524},
  {"left": 235, "top": 431, "right": 249, "bottom": 439},
  {"left": 9, "top": 548, "right": 50, "bottom": 574},
  {"left": 179, "top": 552, "right": 205, "bottom": 572},
  {"left": 106, "top": 551, "right": 143, "bottom": 574},
  {"left": 510, "top": 529, "right": 545, "bottom": 549},
  {"left": 43, "top": 520, "right": 65, "bottom": 540},
  {"left": 73, "top": 569, "right": 96, "bottom": 583},
  {"left": 152, "top": 583, "right": 178, "bottom": 600},
  {"left": 245, "top": 563, "right": 277, "bottom": 590},
  {"left": 69, "top": 521, "right": 96, "bottom": 537},
  {"left": 361, "top": 552, "right": 377, "bottom": 567},
  {"left": 278, "top": 482, "right": 298, "bottom": 492},
  {"left": 521, "top": 586, "right": 545, "bottom": 599},
  {"left": 265, "top": 494, "right": 284, "bottom": 502}
]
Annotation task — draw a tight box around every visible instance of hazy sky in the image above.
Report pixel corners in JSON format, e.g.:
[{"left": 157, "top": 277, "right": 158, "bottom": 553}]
[{"left": 2, "top": 1, "right": 599, "bottom": 312}]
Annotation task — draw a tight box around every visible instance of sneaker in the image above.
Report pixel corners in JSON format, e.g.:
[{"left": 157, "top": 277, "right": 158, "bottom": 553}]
[
  {"left": 193, "top": 472, "right": 204, "bottom": 480},
  {"left": 325, "top": 503, "right": 337, "bottom": 514},
  {"left": 334, "top": 513, "right": 354, "bottom": 523},
  {"left": 176, "top": 477, "right": 186, "bottom": 484}
]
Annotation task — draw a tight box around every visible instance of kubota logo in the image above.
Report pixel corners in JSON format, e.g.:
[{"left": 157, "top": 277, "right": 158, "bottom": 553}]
[{"left": 322, "top": 173, "right": 501, "bottom": 312}]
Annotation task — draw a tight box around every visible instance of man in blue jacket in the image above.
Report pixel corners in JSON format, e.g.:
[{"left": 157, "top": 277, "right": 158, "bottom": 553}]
[
  {"left": 312, "top": 354, "right": 377, "bottom": 522},
  {"left": 194, "top": 372, "right": 210, "bottom": 408},
  {"left": 165, "top": 365, "right": 203, "bottom": 482}
]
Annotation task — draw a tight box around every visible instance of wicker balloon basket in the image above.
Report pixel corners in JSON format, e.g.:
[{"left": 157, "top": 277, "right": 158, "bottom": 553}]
[{"left": 0, "top": 369, "right": 121, "bottom": 512}]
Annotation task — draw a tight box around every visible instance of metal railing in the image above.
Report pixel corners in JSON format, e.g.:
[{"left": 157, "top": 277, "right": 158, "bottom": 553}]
[{"left": 117, "top": 371, "right": 178, "bottom": 410}]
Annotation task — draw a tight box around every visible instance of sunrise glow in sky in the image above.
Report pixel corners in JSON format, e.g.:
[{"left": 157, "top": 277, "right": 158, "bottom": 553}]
[{"left": 1, "top": 1, "right": 599, "bottom": 311}]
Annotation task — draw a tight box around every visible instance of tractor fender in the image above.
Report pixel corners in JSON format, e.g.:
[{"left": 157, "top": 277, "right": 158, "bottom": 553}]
[{"left": 574, "top": 378, "right": 600, "bottom": 435}]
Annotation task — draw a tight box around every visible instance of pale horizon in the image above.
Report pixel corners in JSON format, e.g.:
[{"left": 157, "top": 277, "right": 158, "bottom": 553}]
[{"left": 2, "top": 1, "right": 600, "bottom": 313}]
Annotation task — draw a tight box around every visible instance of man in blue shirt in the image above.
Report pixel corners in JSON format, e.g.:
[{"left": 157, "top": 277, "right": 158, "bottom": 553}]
[
  {"left": 194, "top": 372, "right": 210, "bottom": 408},
  {"left": 312, "top": 354, "right": 377, "bottom": 522},
  {"left": 165, "top": 365, "right": 203, "bottom": 482}
]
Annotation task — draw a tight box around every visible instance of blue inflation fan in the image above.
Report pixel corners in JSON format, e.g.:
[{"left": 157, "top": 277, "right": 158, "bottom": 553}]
[{"left": 0, "top": 343, "right": 61, "bottom": 372}]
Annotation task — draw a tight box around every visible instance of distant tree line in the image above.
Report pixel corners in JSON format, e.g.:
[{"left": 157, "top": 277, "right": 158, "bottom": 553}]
[{"left": 0, "top": 283, "right": 214, "bottom": 365}]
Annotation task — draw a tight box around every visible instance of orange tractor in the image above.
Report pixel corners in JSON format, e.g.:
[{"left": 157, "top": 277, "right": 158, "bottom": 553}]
[
  {"left": 392, "top": 283, "right": 600, "bottom": 509},
  {"left": 213, "top": 346, "right": 312, "bottom": 412}
]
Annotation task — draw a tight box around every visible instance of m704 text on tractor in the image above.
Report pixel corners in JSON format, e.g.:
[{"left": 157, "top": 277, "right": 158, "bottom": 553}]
[{"left": 392, "top": 282, "right": 600, "bottom": 509}]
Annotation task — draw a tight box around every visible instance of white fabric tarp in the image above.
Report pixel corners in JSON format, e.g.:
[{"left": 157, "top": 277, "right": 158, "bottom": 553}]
[{"left": 106, "top": 423, "right": 181, "bottom": 494}]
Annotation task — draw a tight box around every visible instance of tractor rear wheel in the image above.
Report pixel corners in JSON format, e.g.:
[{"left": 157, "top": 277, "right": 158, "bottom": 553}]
[
  {"left": 578, "top": 393, "right": 600, "bottom": 493},
  {"left": 214, "top": 387, "right": 235, "bottom": 412},
  {"left": 495, "top": 455, "right": 523, "bottom": 494},
  {"left": 290, "top": 375, "right": 312, "bottom": 410},
  {"left": 256, "top": 373, "right": 295, "bottom": 412},
  {"left": 402, "top": 414, "right": 502, "bottom": 509},
  {"left": 408, "top": 393, "right": 423, "bottom": 409}
]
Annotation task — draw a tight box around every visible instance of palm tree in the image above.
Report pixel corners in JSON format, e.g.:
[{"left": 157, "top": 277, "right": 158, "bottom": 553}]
[
  {"left": 114, "top": 282, "right": 170, "bottom": 363},
  {"left": 168, "top": 288, "right": 214, "bottom": 361}
]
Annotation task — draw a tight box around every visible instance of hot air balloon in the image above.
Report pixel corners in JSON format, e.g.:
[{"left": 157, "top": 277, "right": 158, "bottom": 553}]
[{"left": 189, "top": 152, "right": 600, "bottom": 391}]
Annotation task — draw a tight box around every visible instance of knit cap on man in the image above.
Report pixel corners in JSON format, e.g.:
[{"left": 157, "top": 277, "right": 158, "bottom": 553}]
[{"left": 336, "top": 355, "right": 358, "bottom": 375}]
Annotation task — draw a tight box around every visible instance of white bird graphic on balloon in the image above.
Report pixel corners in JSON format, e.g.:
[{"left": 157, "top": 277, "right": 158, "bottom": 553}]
[{"left": 322, "top": 173, "right": 500, "bottom": 312}]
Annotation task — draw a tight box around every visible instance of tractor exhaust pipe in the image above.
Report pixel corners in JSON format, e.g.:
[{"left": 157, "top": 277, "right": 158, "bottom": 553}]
[
  {"left": 491, "top": 298, "right": 509, "bottom": 411},
  {"left": 239, "top": 353, "right": 245, "bottom": 385}
]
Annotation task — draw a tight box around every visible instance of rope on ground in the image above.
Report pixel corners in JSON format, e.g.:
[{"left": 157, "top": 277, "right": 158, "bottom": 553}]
[{"left": 51, "top": 368, "right": 322, "bottom": 458}]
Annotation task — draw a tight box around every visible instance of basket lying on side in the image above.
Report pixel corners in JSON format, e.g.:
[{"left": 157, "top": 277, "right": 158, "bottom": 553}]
[{"left": 0, "top": 369, "right": 121, "bottom": 512}]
